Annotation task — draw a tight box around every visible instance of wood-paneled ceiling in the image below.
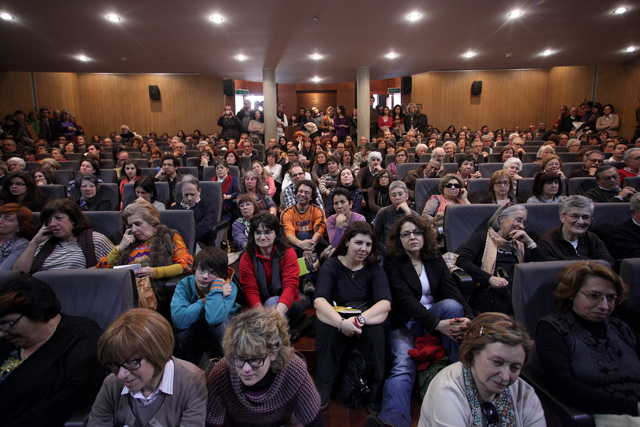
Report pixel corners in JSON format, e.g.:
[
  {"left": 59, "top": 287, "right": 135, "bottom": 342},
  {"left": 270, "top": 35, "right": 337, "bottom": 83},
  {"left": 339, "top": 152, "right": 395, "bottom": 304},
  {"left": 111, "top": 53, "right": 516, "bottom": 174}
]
[{"left": 0, "top": 0, "right": 638, "bottom": 83}]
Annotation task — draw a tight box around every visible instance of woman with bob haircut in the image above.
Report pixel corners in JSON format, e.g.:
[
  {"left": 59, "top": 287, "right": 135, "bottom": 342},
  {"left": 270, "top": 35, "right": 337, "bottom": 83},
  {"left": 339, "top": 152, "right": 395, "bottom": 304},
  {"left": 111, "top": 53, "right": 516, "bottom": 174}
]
[
  {"left": 0, "top": 203, "right": 33, "bottom": 270},
  {"left": 455, "top": 204, "right": 547, "bottom": 314},
  {"left": 33, "top": 167, "right": 59, "bottom": 186},
  {"left": 0, "top": 275, "right": 103, "bottom": 427},
  {"left": 536, "top": 261, "right": 640, "bottom": 421},
  {"left": 238, "top": 213, "right": 303, "bottom": 324},
  {"left": 206, "top": 308, "right": 323, "bottom": 427},
  {"left": 367, "top": 216, "right": 472, "bottom": 427},
  {"left": 314, "top": 221, "right": 391, "bottom": 411},
  {"left": 87, "top": 308, "right": 206, "bottom": 427},
  {"left": 131, "top": 175, "right": 165, "bottom": 211},
  {"left": 481, "top": 170, "right": 516, "bottom": 205},
  {"left": 73, "top": 174, "right": 111, "bottom": 211},
  {"left": 97, "top": 200, "right": 192, "bottom": 281},
  {"left": 527, "top": 172, "right": 566, "bottom": 203},
  {"left": 13, "top": 198, "right": 114, "bottom": 274},
  {"left": 0, "top": 171, "right": 47, "bottom": 212},
  {"left": 500, "top": 145, "right": 515, "bottom": 162},
  {"left": 237, "top": 171, "right": 277, "bottom": 215},
  {"left": 418, "top": 313, "right": 544, "bottom": 427}
]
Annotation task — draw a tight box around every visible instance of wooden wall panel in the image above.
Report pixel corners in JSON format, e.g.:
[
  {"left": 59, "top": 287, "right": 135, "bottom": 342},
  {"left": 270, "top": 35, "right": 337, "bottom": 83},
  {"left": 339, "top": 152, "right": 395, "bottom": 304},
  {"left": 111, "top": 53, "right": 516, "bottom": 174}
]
[
  {"left": 34, "top": 72, "right": 81, "bottom": 120},
  {"left": 410, "top": 69, "right": 548, "bottom": 132},
  {"left": 77, "top": 74, "right": 225, "bottom": 137},
  {"left": 597, "top": 58, "right": 640, "bottom": 141},
  {"left": 545, "top": 66, "right": 594, "bottom": 127},
  {"left": 0, "top": 72, "right": 34, "bottom": 116},
  {"left": 296, "top": 92, "right": 337, "bottom": 115},
  {"left": 336, "top": 82, "right": 356, "bottom": 114}
]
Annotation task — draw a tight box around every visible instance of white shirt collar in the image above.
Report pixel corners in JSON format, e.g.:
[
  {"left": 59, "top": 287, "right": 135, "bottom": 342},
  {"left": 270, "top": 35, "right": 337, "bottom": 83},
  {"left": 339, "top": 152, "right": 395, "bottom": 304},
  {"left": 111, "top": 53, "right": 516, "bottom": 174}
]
[{"left": 121, "top": 359, "right": 174, "bottom": 404}]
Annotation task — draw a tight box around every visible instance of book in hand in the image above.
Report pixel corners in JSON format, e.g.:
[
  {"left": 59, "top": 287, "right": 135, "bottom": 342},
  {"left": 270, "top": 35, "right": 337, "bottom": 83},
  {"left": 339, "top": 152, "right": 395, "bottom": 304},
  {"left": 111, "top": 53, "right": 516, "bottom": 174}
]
[
  {"left": 113, "top": 263, "right": 142, "bottom": 273},
  {"left": 333, "top": 305, "right": 362, "bottom": 314},
  {"left": 298, "top": 253, "right": 320, "bottom": 276}
]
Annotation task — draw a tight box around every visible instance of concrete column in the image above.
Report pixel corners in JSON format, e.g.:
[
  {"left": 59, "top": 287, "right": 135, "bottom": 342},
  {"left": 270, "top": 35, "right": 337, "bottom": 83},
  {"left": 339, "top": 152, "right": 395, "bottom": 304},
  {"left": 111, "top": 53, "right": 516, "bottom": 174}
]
[
  {"left": 263, "top": 68, "right": 277, "bottom": 144},
  {"left": 357, "top": 66, "right": 371, "bottom": 144}
]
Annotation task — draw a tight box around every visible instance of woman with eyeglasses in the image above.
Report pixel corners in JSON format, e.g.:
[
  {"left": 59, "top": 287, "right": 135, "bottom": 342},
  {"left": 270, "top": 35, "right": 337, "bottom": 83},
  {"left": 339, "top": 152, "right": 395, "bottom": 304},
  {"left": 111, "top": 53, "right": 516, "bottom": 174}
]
[
  {"left": 0, "top": 275, "right": 103, "bottom": 427},
  {"left": 0, "top": 171, "right": 47, "bottom": 212},
  {"left": 206, "top": 308, "right": 323, "bottom": 427},
  {"left": 481, "top": 170, "right": 516, "bottom": 205},
  {"left": 422, "top": 174, "right": 470, "bottom": 236},
  {"left": 538, "top": 196, "right": 614, "bottom": 267},
  {"left": 417, "top": 313, "right": 544, "bottom": 427},
  {"left": 87, "top": 308, "right": 207, "bottom": 427},
  {"left": 366, "top": 216, "right": 472, "bottom": 427},
  {"left": 238, "top": 213, "right": 304, "bottom": 325},
  {"left": 536, "top": 261, "right": 640, "bottom": 422},
  {"left": 456, "top": 204, "right": 546, "bottom": 314}
]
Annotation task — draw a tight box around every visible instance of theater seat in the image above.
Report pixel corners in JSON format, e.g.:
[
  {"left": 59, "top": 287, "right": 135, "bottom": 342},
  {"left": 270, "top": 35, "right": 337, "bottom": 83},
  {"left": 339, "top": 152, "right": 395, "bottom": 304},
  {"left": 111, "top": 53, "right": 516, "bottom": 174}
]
[
  {"left": 69, "top": 183, "right": 120, "bottom": 211},
  {"left": 445, "top": 204, "right": 497, "bottom": 253},
  {"left": 619, "top": 258, "right": 640, "bottom": 331},
  {"left": 33, "top": 268, "right": 135, "bottom": 332},
  {"left": 159, "top": 210, "right": 196, "bottom": 255},
  {"left": 58, "top": 160, "right": 80, "bottom": 173},
  {"left": 39, "top": 184, "right": 66, "bottom": 204},
  {"left": 121, "top": 182, "right": 170, "bottom": 211},
  {"left": 466, "top": 178, "right": 491, "bottom": 203},
  {"left": 202, "top": 165, "right": 240, "bottom": 182},
  {"left": 567, "top": 177, "right": 597, "bottom": 196},
  {"left": 396, "top": 162, "right": 422, "bottom": 181},
  {"left": 414, "top": 178, "right": 442, "bottom": 214},
  {"left": 52, "top": 169, "right": 74, "bottom": 188},
  {"left": 100, "top": 169, "right": 117, "bottom": 184},
  {"left": 478, "top": 163, "right": 503, "bottom": 178},
  {"left": 32, "top": 211, "right": 123, "bottom": 245},
  {"left": 623, "top": 176, "right": 640, "bottom": 190}
]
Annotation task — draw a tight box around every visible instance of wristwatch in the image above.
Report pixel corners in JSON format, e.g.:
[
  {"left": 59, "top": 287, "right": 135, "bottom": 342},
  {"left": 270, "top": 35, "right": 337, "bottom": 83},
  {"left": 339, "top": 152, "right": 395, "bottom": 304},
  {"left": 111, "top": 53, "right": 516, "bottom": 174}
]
[{"left": 357, "top": 316, "right": 366, "bottom": 326}]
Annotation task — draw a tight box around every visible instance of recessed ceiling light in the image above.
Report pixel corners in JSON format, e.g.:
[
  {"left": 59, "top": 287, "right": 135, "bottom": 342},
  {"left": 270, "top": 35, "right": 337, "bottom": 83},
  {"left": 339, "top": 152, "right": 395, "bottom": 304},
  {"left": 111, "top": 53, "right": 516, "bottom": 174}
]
[
  {"left": 386, "top": 53, "right": 398, "bottom": 59},
  {"left": 463, "top": 52, "right": 476, "bottom": 58},
  {"left": 210, "top": 14, "right": 224, "bottom": 23},
  {"left": 77, "top": 56, "right": 90, "bottom": 61},
  {"left": 625, "top": 46, "right": 637, "bottom": 52},
  {"left": 407, "top": 12, "right": 421, "bottom": 21},
  {"left": 311, "top": 77, "right": 321, "bottom": 82},
  {"left": 508, "top": 10, "right": 523, "bottom": 18},
  {"left": 106, "top": 14, "right": 121, "bottom": 22},
  {"left": 235, "top": 55, "right": 247, "bottom": 60},
  {"left": 310, "top": 54, "right": 322, "bottom": 60},
  {"left": 613, "top": 7, "right": 628, "bottom": 14},
  {"left": 542, "top": 50, "right": 554, "bottom": 56},
  {"left": 0, "top": 13, "right": 13, "bottom": 20}
]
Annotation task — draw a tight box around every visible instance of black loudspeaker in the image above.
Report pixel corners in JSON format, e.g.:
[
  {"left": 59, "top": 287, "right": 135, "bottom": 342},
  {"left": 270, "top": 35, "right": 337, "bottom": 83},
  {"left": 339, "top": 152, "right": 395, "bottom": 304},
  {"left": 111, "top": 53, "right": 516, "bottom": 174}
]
[
  {"left": 149, "top": 85, "right": 160, "bottom": 100},
  {"left": 401, "top": 76, "right": 412, "bottom": 94},
  {"left": 223, "top": 79, "right": 234, "bottom": 96},
  {"left": 471, "top": 81, "right": 483, "bottom": 96}
]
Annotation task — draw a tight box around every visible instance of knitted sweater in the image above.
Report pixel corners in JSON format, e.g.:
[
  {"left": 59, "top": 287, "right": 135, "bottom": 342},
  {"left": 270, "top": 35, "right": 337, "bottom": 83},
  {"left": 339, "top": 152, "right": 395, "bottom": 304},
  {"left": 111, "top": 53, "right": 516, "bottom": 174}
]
[{"left": 206, "top": 355, "right": 321, "bottom": 427}]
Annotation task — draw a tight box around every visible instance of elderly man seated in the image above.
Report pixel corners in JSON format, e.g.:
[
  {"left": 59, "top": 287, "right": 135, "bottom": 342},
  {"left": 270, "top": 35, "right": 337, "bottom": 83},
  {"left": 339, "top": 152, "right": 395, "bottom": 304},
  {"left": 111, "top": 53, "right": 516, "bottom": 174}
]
[
  {"left": 402, "top": 158, "right": 442, "bottom": 201},
  {"left": 570, "top": 150, "right": 604, "bottom": 178},
  {"left": 356, "top": 151, "right": 384, "bottom": 190},
  {"left": 618, "top": 147, "right": 640, "bottom": 182},
  {"left": 583, "top": 164, "right": 636, "bottom": 203},
  {"left": 373, "top": 181, "right": 417, "bottom": 247},
  {"left": 610, "top": 193, "right": 640, "bottom": 259}
]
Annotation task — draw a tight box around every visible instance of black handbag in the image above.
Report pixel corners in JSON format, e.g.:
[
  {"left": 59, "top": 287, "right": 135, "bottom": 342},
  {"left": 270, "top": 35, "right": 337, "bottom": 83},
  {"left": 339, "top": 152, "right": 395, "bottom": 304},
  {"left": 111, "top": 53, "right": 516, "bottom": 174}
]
[{"left": 336, "top": 348, "right": 372, "bottom": 408}]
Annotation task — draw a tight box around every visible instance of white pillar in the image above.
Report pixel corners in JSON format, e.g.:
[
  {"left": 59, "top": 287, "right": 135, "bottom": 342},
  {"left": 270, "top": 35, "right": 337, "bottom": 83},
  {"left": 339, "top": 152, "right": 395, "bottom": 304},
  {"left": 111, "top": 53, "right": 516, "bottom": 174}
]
[
  {"left": 263, "top": 68, "right": 277, "bottom": 144},
  {"left": 357, "top": 66, "right": 371, "bottom": 144}
]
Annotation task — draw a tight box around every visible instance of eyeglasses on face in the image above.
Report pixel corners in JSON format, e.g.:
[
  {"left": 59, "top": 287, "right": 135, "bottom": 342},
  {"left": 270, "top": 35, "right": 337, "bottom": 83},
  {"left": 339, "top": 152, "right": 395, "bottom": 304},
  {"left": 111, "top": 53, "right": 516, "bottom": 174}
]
[
  {"left": 494, "top": 181, "right": 510, "bottom": 187},
  {"left": 578, "top": 290, "right": 618, "bottom": 305},
  {"left": 444, "top": 183, "right": 462, "bottom": 189},
  {"left": 105, "top": 357, "right": 144, "bottom": 374},
  {"left": 564, "top": 213, "right": 592, "bottom": 222},
  {"left": 229, "top": 355, "right": 268, "bottom": 369},
  {"left": 254, "top": 230, "right": 275, "bottom": 238},
  {"left": 0, "top": 314, "right": 23, "bottom": 332},
  {"left": 400, "top": 230, "right": 424, "bottom": 239}
]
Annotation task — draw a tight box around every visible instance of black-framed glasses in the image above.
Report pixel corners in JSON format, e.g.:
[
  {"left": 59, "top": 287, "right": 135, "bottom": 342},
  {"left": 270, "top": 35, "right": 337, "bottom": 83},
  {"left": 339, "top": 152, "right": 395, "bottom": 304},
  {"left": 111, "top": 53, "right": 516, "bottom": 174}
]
[
  {"left": 105, "top": 357, "right": 144, "bottom": 374},
  {"left": 481, "top": 401, "right": 501, "bottom": 427},
  {"left": 229, "top": 355, "right": 269, "bottom": 369},
  {"left": 578, "top": 290, "right": 619, "bottom": 305},
  {"left": 400, "top": 230, "right": 424, "bottom": 239},
  {"left": 444, "top": 183, "right": 462, "bottom": 189},
  {"left": 0, "top": 314, "right": 23, "bottom": 332}
]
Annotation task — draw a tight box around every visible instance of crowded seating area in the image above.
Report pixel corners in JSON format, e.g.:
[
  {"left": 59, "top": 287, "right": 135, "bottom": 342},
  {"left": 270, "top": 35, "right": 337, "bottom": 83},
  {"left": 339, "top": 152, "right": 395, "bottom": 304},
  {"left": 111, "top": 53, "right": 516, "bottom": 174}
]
[{"left": 1, "top": 98, "right": 640, "bottom": 427}]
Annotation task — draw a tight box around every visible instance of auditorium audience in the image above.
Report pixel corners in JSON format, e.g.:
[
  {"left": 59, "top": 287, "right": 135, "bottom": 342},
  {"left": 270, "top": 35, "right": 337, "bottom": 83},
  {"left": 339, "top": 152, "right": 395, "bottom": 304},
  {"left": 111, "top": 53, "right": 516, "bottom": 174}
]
[
  {"left": 421, "top": 174, "right": 470, "bottom": 235},
  {"left": 583, "top": 164, "right": 636, "bottom": 203},
  {"left": 0, "top": 203, "right": 33, "bottom": 270},
  {"left": 325, "top": 167, "right": 364, "bottom": 215},
  {"left": 527, "top": 171, "right": 567, "bottom": 203},
  {"left": 0, "top": 171, "right": 47, "bottom": 212},
  {"left": 569, "top": 150, "right": 604, "bottom": 178}
]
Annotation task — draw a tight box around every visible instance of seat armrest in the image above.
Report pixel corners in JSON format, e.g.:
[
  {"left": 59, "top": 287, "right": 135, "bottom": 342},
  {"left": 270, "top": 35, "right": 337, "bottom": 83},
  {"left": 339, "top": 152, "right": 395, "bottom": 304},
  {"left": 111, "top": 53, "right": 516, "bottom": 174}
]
[
  {"left": 452, "top": 269, "right": 475, "bottom": 299},
  {"left": 213, "top": 220, "right": 229, "bottom": 233},
  {"left": 64, "top": 404, "right": 92, "bottom": 427}
]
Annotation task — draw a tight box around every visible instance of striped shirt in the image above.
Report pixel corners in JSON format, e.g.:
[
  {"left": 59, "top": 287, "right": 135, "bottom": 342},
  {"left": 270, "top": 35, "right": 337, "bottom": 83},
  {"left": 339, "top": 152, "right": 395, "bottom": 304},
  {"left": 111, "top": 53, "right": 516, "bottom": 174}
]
[{"left": 34, "top": 232, "right": 114, "bottom": 271}]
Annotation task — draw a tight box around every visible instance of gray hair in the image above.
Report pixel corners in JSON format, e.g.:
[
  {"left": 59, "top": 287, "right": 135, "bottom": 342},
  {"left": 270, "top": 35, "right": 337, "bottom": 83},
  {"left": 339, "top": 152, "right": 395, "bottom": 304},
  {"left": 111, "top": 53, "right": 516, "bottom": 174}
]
[
  {"left": 181, "top": 174, "right": 200, "bottom": 189},
  {"left": 567, "top": 138, "right": 580, "bottom": 148},
  {"left": 536, "top": 145, "right": 554, "bottom": 159},
  {"left": 624, "top": 148, "right": 640, "bottom": 161},
  {"left": 559, "top": 195, "right": 594, "bottom": 216},
  {"left": 488, "top": 204, "right": 527, "bottom": 232},
  {"left": 368, "top": 151, "right": 382, "bottom": 162},
  {"left": 389, "top": 181, "right": 407, "bottom": 193},
  {"left": 7, "top": 157, "right": 25, "bottom": 167},
  {"left": 415, "top": 143, "right": 428, "bottom": 153},
  {"left": 481, "top": 135, "right": 492, "bottom": 142},
  {"left": 504, "top": 157, "right": 522, "bottom": 171},
  {"left": 75, "top": 173, "right": 99, "bottom": 189},
  {"left": 631, "top": 192, "right": 640, "bottom": 213}
]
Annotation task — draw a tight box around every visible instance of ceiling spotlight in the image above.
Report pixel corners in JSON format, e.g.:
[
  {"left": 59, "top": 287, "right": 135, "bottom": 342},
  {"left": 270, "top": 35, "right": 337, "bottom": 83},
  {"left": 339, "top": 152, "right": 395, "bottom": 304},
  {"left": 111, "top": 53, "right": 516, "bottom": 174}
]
[
  {"left": 542, "top": 50, "right": 554, "bottom": 56},
  {"left": 508, "top": 10, "right": 523, "bottom": 18},
  {"left": 311, "top": 77, "right": 321, "bottom": 82},
  {"left": 463, "top": 52, "right": 476, "bottom": 58},
  {"left": 0, "top": 13, "right": 13, "bottom": 20},
  {"left": 312, "top": 16, "right": 320, "bottom": 21},
  {"left": 613, "top": 7, "right": 628, "bottom": 14},
  {"left": 235, "top": 55, "right": 247, "bottom": 60},
  {"left": 77, "top": 56, "right": 90, "bottom": 61},
  {"left": 106, "top": 14, "right": 121, "bottom": 22},
  {"left": 625, "top": 46, "right": 637, "bottom": 52},
  {"left": 210, "top": 14, "right": 224, "bottom": 23},
  {"left": 386, "top": 53, "right": 398, "bottom": 59},
  {"left": 310, "top": 54, "right": 322, "bottom": 60},
  {"left": 408, "top": 12, "right": 421, "bottom": 21}
]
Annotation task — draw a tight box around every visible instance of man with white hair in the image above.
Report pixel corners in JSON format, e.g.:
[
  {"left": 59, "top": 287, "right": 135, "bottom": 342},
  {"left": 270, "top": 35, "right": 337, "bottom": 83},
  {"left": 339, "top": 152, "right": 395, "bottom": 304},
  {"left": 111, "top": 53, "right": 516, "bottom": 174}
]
[
  {"left": 559, "top": 107, "right": 581, "bottom": 134},
  {"left": 511, "top": 137, "right": 526, "bottom": 155},
  {"left": 402, "top": 158, "right": 442, "bottom": 201},
  {"left": 356, "top": 151, "right": 383, "bottom": 189},
  {"left": 119, "top": 125, "right": 134, "bottom": 139},
  {"left": 7, "top": 157, "right": 25, "bottom": 172},
  {"left": 415, "top": 143, "right": 428, "bottom": 159},
  {"left": 618, "top": 147, "right": 640, "bottom": 182}
]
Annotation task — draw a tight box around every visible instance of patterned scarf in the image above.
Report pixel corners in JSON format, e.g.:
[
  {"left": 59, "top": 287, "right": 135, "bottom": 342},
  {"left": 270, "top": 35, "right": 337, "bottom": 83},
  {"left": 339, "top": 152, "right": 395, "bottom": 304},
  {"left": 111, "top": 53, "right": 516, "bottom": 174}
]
[
  {"left": 0, "top": 235, "right": 18, "bottom": 263},
  {"left": 463, "top": 363, "right": 516, "bottom": 426}
]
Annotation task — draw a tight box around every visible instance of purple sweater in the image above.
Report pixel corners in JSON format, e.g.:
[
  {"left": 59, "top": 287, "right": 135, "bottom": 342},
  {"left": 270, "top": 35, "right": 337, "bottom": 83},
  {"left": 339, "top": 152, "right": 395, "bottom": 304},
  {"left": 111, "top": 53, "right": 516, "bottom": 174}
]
[{"left": 326, "top": 212, "right": 366, "bottom": 247}]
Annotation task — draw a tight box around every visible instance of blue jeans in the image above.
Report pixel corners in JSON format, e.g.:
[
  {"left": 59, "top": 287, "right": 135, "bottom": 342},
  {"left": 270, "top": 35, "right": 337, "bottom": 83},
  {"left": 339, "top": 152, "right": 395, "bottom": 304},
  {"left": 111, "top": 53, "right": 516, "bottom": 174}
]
[{"left": 378, "top": 299, "right": 464, "bottom": 427}]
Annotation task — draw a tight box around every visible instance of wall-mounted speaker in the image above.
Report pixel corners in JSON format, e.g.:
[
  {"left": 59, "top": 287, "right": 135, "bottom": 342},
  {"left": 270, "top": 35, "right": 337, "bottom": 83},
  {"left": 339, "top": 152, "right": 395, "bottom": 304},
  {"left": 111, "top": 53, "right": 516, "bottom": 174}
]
[
  {"left": 471, "top": 81, "right": 483, "bottom": 96},
  {"left": 223, "top": 79, "right": 235, "bottom": 96},
  {"left": 149, "top": 85, "right": 160, "bottom": 100},
  {"left": 401, "top": 77, "right": 412, "bottom": 94}
]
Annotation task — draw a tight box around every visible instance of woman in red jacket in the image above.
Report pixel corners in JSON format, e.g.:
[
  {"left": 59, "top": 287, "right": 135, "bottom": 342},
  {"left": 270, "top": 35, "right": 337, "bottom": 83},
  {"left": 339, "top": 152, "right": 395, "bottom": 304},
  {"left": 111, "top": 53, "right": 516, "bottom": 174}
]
[{"left": 238, "top": 213, "right": 303, "bottom": 325}]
